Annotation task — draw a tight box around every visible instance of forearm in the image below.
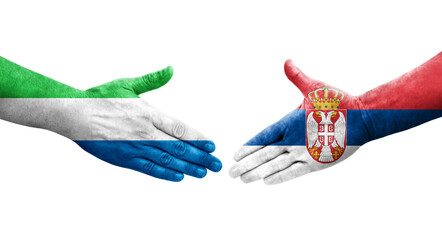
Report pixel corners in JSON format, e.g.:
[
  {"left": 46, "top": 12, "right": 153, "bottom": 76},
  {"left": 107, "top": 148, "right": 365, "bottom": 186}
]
[
  {"left": 0, "top": 98, "right": 82, "bottom": 137},
  {"left": 0, "top": 56, "right": 85, "bottom": 98},
  {"left": 0, "top": 56, "right": 83, "bottom": 133},
  {"left": 357, "top": 52, "right": 442, "bottom": 141}
]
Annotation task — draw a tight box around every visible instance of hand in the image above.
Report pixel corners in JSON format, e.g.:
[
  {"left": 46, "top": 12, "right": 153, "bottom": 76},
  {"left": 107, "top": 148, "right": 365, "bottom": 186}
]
[
  {"left": 62, "top": 66, "right": 222, "bottom": 182},
  {"left": 230, "top": 60, "right": 369, "bottom": 185}
]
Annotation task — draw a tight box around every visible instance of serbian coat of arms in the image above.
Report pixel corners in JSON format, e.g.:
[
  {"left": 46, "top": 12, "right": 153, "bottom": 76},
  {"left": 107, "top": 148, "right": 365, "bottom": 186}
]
[{"left": 306, "top": 86, "right": 346, "bottom": 163}]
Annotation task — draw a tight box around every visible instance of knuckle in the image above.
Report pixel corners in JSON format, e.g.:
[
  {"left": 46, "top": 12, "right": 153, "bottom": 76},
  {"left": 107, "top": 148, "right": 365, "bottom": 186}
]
[
  {"left": 237, "top": 165, "right": 248, "bottom": 176},
  {"left": 173, "top": 141, "right": 187, "bottom": 156},
  {"left": 244, "top": 159, "right": 255, "bottom": 170},
  {"left": 172, "top": 122, "right": 186, "bottom": 138},
  {"left": 142, "top": 162, "right": 155, "bottom": 174},
  {"left": 198, "top": 153, "right": 209, "bottom": 166},
  {"left": 159, "top": 152, "right": 172, "bottom": 166},
  {"left": 141, "top": 74, "right": 154, "bottom": 88},
  {"left": 270, "top": 161, "right": 280, "bottom": 172},
  {"left": 134, "top": 128, "right": 154, "bottom": 140},
  {"left": 151, "top": 112, "right": 163, "bottom": 129}
]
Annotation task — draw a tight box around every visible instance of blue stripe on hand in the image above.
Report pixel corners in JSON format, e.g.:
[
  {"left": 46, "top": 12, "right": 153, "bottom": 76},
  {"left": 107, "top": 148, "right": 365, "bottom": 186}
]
[
  {"left": 74, "top": 140, "right": 222, "bottom": 181},
  {"left": 244, "top": 109, "right": 441, "bottom": 146}
]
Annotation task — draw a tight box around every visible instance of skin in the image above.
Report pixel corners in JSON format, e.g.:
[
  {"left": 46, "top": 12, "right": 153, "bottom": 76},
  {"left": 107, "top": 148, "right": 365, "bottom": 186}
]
[
  {"left": 0, "top": 62, "right": 222, "bottom": 182},
  {"left": 230, "top": 56, "right": 442, "bottom": 185},
  {"left": 230, "top": 60, "right": 363, "bottom": 185}
]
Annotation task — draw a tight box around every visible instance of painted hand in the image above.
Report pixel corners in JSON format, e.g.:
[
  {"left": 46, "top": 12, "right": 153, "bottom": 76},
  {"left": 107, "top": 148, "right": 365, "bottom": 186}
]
[
  {"left": 230, "top": 60, "right": 368, "bottom": 185},
  {"left": 65, "top": 67, "right": 222, "bottom": 182}
]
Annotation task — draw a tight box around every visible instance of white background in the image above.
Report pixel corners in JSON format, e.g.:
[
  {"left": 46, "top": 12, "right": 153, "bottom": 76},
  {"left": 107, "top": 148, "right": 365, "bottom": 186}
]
[{"left": 0, "top": 0, "right": 441, "bottom": 239}]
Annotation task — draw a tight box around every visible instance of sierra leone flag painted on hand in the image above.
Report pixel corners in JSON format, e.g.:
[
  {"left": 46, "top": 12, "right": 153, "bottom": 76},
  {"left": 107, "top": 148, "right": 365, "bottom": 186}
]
[{"left": 0, "top": 56, "right": 222, "bottom": 181}]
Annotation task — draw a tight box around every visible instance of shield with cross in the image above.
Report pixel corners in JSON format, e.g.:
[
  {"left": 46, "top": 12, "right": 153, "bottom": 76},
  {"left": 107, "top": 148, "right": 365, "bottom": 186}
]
[{"left": 306, "top": 109, "right": 347, "bottom": 163}]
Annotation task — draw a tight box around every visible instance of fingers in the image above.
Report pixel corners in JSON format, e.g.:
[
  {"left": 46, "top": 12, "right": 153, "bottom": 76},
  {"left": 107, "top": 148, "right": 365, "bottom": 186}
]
[
  {"left": 240, "top": 153, "right": 295, "bottom": 183},
  {"left": 146, "top": 132, "right": 222, "bottom": 172},
  {"left": 130, "top": 158, "right": 184, "bottom": 182},
  {"left": 263, "top": 162, "right": 311, "bottom": 185},
  {"left": 233, "top": 146, "right": 263, "bottom": 162},
  {"left": 245, "top": 123, "right": 284, "bottom": 146},
  {"left": 151, "top": 110, "right": 215, "bottom": 153},
  {"left": 244, "top": 122, "right": 284, "bottom": 146},
  {"left": 128, "top": 66, "right": 174, "bottom": 95},
  {"left": 284, "top": 59, "right": 322, "bottom": 96},
  {"left": 142, "top": 146, "right": 208, "bottom": 178},
  {"left": 232, "top": 122, "right": 284, "bottom": 163},
  {"left": 229, "top": 146, "right": 286, "bottom": 178}
]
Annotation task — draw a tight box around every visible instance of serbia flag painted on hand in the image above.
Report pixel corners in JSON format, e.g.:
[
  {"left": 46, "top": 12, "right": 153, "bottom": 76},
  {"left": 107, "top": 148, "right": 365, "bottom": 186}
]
[{"left": 231, "top": 53, "right": 442, "bottom": 184}]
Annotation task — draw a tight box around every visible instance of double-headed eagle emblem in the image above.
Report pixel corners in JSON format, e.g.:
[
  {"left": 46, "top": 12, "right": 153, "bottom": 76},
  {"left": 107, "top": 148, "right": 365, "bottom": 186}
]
[{"left": 306, "top": 86, "right": 346, "bottom": 163}]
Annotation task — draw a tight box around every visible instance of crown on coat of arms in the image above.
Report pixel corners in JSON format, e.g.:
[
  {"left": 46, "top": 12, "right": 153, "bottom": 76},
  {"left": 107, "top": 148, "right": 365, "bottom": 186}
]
[{"left": 308, "top": 86, "right": 344, "bottom": 109}]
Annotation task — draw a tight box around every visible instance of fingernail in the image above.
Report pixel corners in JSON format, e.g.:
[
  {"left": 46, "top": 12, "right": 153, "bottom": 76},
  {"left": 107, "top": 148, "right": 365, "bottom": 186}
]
[
  {"left": 196, "top": 168, "right": 207, "bottom": 178},
  {"left": 209, "top": 161, "right": 222, "bottom": 172},
  {"left": 204, "top": 142, "right": 216, "bottom": 152},
  {"left": 174, "top": 173, "right": 184, "bottom": 181}
]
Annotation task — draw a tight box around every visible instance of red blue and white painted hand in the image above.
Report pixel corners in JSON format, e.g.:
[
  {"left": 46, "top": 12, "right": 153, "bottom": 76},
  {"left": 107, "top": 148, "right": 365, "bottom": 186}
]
[{"left": 230, "top": 57, "right": 442, "bottom": 185}]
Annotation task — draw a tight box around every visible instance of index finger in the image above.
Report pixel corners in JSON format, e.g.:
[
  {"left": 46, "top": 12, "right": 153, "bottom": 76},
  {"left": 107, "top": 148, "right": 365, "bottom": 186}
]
[
  {"left": 151, "top": 109, "right": 216, "bottom": 153},
  {"left": 234, "top": 122, "right": 284, "bottom": 161}
]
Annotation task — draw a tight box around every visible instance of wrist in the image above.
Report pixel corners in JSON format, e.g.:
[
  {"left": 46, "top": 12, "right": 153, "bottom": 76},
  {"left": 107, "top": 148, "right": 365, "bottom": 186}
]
[
  {"left": 0, "top": 97, "right": 83, "bottom": 139},
  {"left": 354, "top": 94, "right": 376, "bottom": 144},
  {"left": 41, "top": 98, "right": 89, "bottom": 139}
]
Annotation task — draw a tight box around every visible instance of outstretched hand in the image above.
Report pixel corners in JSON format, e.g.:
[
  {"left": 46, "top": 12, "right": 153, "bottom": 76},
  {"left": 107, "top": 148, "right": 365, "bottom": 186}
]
[
  {"left": 230, "top": 60, "right": 368, "bottom": 185},
  {"left": 64, "top": 67, "right": 222, "bottom": 181}
]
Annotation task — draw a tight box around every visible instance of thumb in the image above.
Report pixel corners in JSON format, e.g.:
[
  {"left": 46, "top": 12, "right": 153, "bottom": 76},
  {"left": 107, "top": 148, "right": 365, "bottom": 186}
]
[
  {"left": 284, "top": 60, "right": 322, "bottom": 96},
  {"left": 128, "top": 66, "right": 174, "bottom": 95}
]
